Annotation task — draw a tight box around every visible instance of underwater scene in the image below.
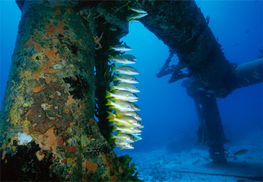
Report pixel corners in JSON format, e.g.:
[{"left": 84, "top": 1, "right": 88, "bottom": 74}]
[{"left": 0, "top": 0, "right": 262, "bottom": 181}]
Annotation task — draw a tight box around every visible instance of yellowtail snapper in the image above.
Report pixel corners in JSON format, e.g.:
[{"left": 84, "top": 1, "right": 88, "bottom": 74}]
[
  {"left": 115, "top": 141, "right": 134, "bottom": 149},
  {"left": 106, "top": 90, "right": 138, "bottom": 102},
  {"left": 111, "top": 83, "right": 140, "bottom": 93},
  {"left": 129, "top": 7, "right": 148, "bottom": 15},
  {"left": 114, "top": 133, "right": 142, "bottom": 143},
  {"left": 128, "top": 13, "right": 148, "bottom": 21},
  {"left": 114, "top": 126, "right": 142, "bottom": 135},
  {"left": 116, "top": 111, "right": 142, "bottom": 121},
  {"left": 234, "top": 149, "right": 248, "bottom": 156},
  {"left": 108, "top": 113, "right": 143, "bottom": 129},
  {"left": 114, "top": 135, "right": 134, "bottom": 143},
  {"left": 128, "top": 7, "right": 148, "bottom": 21},
  {"left": 107, "top": 100, "right": 140, "bottom": 112},
  {"left": 114, "top": 66, "right": 139, "bottom": 75},
  {"left": 108, "top": 113, "right": 135, "bottom": 128},
  {"left": 109, "top": 54, "right": 136, "bottom": 64},
  {"left": 110, "top": 44, "right": 132, "bottom": 52},
  {"left": 114, "top": 75, "right": 139, "bottom": 84},
  {"left": 122, "top": 133, "right": 142, "bottom": 142}
]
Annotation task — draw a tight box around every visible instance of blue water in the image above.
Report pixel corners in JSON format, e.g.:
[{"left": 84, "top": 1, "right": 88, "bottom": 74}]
[
  {"left": 121, "top": 0, "right": 263, "bottom": 151},
  {"left": 0, "top": 0, "right": 262, "bottom": 181},
  {"left": 0, "top": 1, "right": 20, "bottom": 109}
]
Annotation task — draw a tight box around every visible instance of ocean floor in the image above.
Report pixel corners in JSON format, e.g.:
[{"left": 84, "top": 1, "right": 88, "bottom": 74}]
[{"left": 127, "top": 144, "right": 263, "bottom": 182}]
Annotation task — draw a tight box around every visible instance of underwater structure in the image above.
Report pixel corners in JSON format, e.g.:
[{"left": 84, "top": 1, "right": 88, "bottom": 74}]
[
  {"left": 154, "top": 1, "right": 263, "bottom": 163},
  {"left": 0, "top": 0, "right": 262, "bottom": 181}
]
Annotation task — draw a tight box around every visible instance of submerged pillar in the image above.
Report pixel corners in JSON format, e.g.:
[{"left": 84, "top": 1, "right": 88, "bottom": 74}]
[
  {"left": 134, "top": 0, "right": 234, "bottom": 163},
  {"left": 194, "top": 95, "right": 226, "bottom": 163},
  {"left": 184, "top": 80, "right": 226, "bottom": 163},
  {"left": 0, "top": 0, "right": 139, "bottom": 181}
]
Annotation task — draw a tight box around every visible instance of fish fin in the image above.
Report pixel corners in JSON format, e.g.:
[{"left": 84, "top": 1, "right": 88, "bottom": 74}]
[
  {"left": 112, "top": 127, "right": 119, "bottom": 133},
  {"left": 127, "top": 17, "right": 135, "bottom": 21},
  {"left": 106, "top": 90, "right": 112, "bottom": 98},
  {"left": 109, "top": 86, "right": 115, "bottom": 92},
  {"left": 106, "top": 100, "right": 114, "bottom": 106},
  {"left": 107, "top": 112, "right": 115, "bottom": 121},
  {"left": 112, "top": 74, "right": 118, "bottom": 82}
]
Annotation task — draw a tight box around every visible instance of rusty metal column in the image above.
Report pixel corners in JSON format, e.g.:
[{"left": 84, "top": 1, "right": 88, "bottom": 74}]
[
  {"left": 0, "top": 1, "right": 137, "bottom": 181},
  {"left": 195, "top": 94, "right": 226, "bottom": 163},
  {"left": 184, "top": 80, "right": 227, "bottom": 163}
]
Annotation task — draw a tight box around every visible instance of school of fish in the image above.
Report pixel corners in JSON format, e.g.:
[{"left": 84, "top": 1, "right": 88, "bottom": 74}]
[{"left": 106, "top": 7, "right": 148, "bottom": 149}]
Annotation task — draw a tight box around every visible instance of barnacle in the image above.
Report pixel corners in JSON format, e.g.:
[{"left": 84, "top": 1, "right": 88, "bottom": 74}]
[{"left": 31, "top": 52, "right": 45, "bottom": 62}]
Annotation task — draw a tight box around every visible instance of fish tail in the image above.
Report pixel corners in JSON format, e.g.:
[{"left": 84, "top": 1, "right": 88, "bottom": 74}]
[
  {"left": 109, "top": 86, "right": 115, "bottom": 92},
  {"left": 112, "top": 126, "right": 119, "bottom": 133},
  {"left": 111, "top": 66, "right": 116, "bottom": 71},
  {"left": 127, "top": 17, "right": 135, "bottom": 21},
  {"left": 106, "top": 90, "right": 112, "bottom": 98},
  {"left": 107, "top": 112, "right": 115, "bottom": 121},
  {"left": 118, "top": 146, "right": 125, "bottom": 150},
  {"left": 112, "top": 74, "right": 118, "bottom": 82},
  {"left": 106, "top": 99, "right": 113, "bottom": 106}
]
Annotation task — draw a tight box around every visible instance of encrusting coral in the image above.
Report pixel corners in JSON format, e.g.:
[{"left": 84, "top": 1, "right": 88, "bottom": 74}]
[{"left": 0, "top": 1, "right": 147, "bottom": 181}]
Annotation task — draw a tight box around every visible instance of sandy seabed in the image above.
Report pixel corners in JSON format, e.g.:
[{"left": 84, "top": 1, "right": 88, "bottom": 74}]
[{"left": 129, "top": 142, "right": 263, "bottom": 182}]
